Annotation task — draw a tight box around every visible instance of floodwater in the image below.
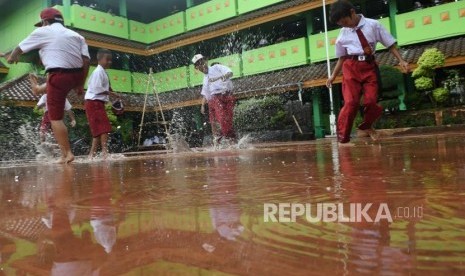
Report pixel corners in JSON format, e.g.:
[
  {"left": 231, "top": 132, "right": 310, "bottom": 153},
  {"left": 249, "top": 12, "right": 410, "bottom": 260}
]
[{"left": 0, "top": 134, "right": 465, "bottom": 275}]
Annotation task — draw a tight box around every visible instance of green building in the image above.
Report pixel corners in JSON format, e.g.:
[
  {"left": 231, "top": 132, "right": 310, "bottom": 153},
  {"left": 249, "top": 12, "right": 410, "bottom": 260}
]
[{"left": 0, "top": 0, "right": 464, "bottom": 138}]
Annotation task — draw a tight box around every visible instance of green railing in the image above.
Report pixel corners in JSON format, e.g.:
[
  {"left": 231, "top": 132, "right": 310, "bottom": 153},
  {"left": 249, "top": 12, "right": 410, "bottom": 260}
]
[
  {"left": 83, "top": 66, "right": 131, "bottom": 93},
  {"left": 154, "top": 67, "right": 189, "bottom": 93},
  {"left": 395, "top": 1, "right": 465, "bottom": 46},
  {"left": 70, "top": 5, "right": 129, "bottom": 39},
  {"left": 186, "top": 0, "right": 237, "bottom": 31},
  {"left": 128, "top": 20, "right": 149, "bottom": 44},
  {"left": 237, "top": 0, "right": 284, "bottom": 14},
  {"left": 188, "top": 54, "right": 242, "bottom": 86},
  {"left": 242, "top": 37, "right": 308, "bottom": 76},
  {"left": 149, "top": 12, "right": 186, "bottom": 43},
  {"left": 132, "top": 72, "right": 149, "bottom": 94}
]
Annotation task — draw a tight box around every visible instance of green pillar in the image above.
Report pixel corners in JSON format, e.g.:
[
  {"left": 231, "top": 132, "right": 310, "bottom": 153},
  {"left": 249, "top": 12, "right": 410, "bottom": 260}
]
[
  {"left": 119, "top": 0, "right": 127, "bottom": 17},
  {"left": 305, "top": 10, "right": 314, "bottom": 35},
  {"left": 388, "top": 0, "right": 398, "bottom": 38},
  {"left": 312, "top": 92, "right": 325, "bottom": 139},
  {"left": 43, "top": 0, "right": 51, "bottom": 8},
  {"left": 186, "top": 0, "right": 195, "bottom": 8},
  {"left": 63, "top": 0, "right": 71, "bottom": 23}
]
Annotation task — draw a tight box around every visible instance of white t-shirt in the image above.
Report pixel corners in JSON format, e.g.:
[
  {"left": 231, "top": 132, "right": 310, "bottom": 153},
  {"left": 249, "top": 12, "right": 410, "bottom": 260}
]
[
  {"left": 201, "top": 64, "right": 233, "bottom": 101},
  {"left": 19, "top": 23, "right": 90, "bottom": 70},
  {"left": 37, "top": 94, "right": 72, "bottom": 112},
  {"left": 85, "top": 65, "right": 110, "bottom": 102},
  {"left": 335, "top": 15, "right": 396, "bottom": 58}
]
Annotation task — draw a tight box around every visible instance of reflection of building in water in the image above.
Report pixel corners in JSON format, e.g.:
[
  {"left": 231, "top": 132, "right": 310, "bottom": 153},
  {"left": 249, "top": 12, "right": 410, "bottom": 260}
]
[
  {"left": 208, "top": 155, "right": 244, "bottom": 241},
  {"left": 90, "top": 165, "right": 117, "bottom": 254}
]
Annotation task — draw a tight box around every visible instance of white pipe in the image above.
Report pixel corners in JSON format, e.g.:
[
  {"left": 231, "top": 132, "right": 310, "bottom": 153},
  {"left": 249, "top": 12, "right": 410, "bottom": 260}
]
[{"left": 322, "top": 0, "right": 337, "bottom": 136}]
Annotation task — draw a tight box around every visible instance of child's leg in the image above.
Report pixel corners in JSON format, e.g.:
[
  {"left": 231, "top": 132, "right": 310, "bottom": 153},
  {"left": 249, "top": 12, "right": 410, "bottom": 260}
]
[
  {"left": 358, "top": 69, "right": 383, "bottom": 130},
  {"left": 29, "top": 74, "right": 46, "bottom": 95},
  {"left": 100, "top": 133, "right": 109, "bottom": 158},
  {"left": 337, "top": 61, "right": 363, "bottom": 143},
  {"left": 88, "top": 137, "right": 99, "bottom": 159}
]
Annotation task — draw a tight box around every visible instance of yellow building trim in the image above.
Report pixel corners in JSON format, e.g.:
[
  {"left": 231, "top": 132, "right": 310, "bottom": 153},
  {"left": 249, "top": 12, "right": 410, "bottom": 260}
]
[{"left": 85, "top": 39, "right": 147, "bottom": 56}]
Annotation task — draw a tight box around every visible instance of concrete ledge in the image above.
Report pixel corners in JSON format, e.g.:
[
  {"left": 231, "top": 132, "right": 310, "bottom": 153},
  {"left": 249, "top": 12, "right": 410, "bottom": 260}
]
[{"left": 377, "top": 124, "right": 465, "bottom": 137}]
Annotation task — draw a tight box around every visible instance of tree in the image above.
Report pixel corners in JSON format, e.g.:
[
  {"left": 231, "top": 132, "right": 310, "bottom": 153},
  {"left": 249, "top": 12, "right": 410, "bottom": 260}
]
[
  {"left": 378, "top": 65, "right": 403, "bottom": 112},
  {"left": 412, "top": 48, "right": 447, "bottom": 106}
]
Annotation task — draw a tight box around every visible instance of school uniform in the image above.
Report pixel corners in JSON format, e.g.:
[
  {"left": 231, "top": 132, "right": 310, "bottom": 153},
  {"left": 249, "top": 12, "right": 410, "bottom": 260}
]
[
  {"left": 201, "top": 64, "right": 236, "bottom": 139},
  {"left": 19, "top": 23, "right": 90, "bottom": 121},
  {"left": 85, "top": 65, "right": 112, "bottom": 138},
  {"left": 37, "top": 94, "right": 72, "bottom": 135},
  {"left": 335, "top": 15, "right": 396, "bottom": 143}
]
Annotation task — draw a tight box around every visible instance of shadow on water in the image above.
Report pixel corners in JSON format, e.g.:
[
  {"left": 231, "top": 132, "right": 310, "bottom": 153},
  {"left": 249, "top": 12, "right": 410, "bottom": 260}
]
[{"left": 0, "top": 134, "right": 465, "bottom": 274}]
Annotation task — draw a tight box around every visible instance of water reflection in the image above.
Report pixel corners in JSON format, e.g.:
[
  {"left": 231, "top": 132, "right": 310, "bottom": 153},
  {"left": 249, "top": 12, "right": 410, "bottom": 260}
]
[{"left": 0, "top": 135, "right": 465, "bottom": 275}]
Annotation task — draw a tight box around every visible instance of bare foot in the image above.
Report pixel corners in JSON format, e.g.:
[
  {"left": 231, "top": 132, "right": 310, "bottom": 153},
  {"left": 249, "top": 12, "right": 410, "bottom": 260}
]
[
  {"left": 29, "top": 74, "right": 40, "bottom": 96},
  {"left": 57, "top": 152, "right": 75, "bottom": 164},
  {"left": 65, "top": 154, "right": 75, "bottom": 163},
  {"left": 338, "top": 142, "right": 356, "bottom": 147}
]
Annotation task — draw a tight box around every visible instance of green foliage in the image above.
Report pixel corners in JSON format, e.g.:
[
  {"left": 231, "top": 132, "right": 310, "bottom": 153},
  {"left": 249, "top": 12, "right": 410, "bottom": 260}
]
[
  {"left": 432, "top": 87, "right": 449, "bottom": 104},
  {"left": 270, "top": 110, "right": 286, "bottom": 127},
  {"left": 443, "top": 69, "right": 465, "bottom": 91},
  {"left": 105, "top": 104, "right": 118, "bottom": 129},
  {"left": 234, "top": 96, "right": 285, "bottom": 132},
  {"left": 379, "top": 65, "right": 403, "bottom": 89},
  {"left": 412, "top": 66, "right": 433, "bottom": 79},
  {"left": 33, "top": 106, "right": 45, "bottom": 116},
  {"left": 414, "top": 76, "right": 434, "bottom": 91},
  {"left": 417, "top": 48, "right": 445, "bottom": 69},
  {"left": 379, "top": 98, "right": 401, "bottom": 110},
  {"left": 411, "top": 48, "right": 448, "bottom": 107}
]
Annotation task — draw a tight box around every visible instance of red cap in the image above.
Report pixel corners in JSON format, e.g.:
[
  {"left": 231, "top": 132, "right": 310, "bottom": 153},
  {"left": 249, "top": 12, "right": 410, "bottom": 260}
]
[{"left": 34, "top": 8, "right": 63, "bottom": 27}]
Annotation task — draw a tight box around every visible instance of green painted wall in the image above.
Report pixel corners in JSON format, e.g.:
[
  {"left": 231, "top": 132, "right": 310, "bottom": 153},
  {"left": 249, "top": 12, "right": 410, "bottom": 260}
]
[
  {"left": 70, "top": 4, "right": 129, "bottom": 39},
  {"left": 186, "top": 0, "right": 237, "bottom": 31},
  {"left": 0, "top": 0, "right": 43, "bottom": 53},
  {"left": 129, "top": 20, "right": 149, "bottom": 43},
  {"left": 395, "top": 1, "right": 465, "bottom": 46},
  {"left": 132, "top": 72, "right": 150, "bottom": 94},
  {"left": 242, "top": 37, "right": 308, "bottom": 76},
  {"left": 107, "top": 69, "right": 132, "bottom": 92},
  {"left": 309, "top": 17, "right": 391, "bottom": 63},
  {"left": 237, "top": 0, "right": 284, "bottom": 15},
  {"left": 154, "top": 67, "right": 189, "bottom": 93},
  {"left": 148, "top": 12, "right": 186, "bottom": 43},
  {"left": 188, "top": 53, "right": 242, "bottom": 87},
  {"left": 84, "top": 66, "right": 131, "bottom": 93},
  {"left": 0, "top": 62, "right": 36, "bottom": 82}
]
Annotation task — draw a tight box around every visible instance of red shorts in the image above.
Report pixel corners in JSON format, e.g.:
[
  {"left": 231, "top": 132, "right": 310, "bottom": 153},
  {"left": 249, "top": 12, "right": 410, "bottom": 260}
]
[
  {"left": 47, "top": 71, "right": 83, "bottom": 120},
  {"left": 85, "top": 100, "right": 112, "bottom": 138},
  {"left": 39, "top": 111, "right": 52, "bottom": 134}
]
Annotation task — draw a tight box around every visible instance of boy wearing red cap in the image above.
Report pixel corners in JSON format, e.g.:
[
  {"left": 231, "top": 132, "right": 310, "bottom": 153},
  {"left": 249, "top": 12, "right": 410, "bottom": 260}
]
[
  {"left": 192, "top": 54, "right": 236, "bottom": 145},
  {"left": 326, "top": 0, "right": 409, "bottom": 145},
  {"left": 7, "top": 8, "right": 90, "bottom": 163}
]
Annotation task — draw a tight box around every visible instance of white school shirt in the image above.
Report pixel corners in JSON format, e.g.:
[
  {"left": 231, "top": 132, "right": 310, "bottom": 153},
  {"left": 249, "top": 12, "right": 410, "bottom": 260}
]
[
  {"left": 19, "top": 23, "right": 90, "bottom": 70},
  {"left": 85, "top": 65, "right": 110, "bottom": 102},
  {"left": 37, "top": 94, "right": 72, "bottom": 112},
  {"left": 335, "top": 15, "right": 396, "bottom": 58},
  {"left": 201, "top": 64, "right": 233, "bottom": 101}
]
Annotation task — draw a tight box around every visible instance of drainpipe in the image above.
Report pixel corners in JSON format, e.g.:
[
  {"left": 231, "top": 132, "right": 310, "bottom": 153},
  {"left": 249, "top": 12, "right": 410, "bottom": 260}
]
[
  {"left": 186, "top": 0, "right": 195, "bottom": 8},
  {"left": 388, "top": 0, "right": 398, "bottom": 38},
  {"left": 119, "top": 0, "right": 127, "bottom": 17},
  {"left": 63, "top": 0, "right": 71, "bottom": 23}
]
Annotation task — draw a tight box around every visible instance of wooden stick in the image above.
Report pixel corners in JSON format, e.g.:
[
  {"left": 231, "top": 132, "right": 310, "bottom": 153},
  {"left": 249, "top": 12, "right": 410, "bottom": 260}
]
[{"left": 292, "top": 115, "right": 303, "bottom": 134}]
